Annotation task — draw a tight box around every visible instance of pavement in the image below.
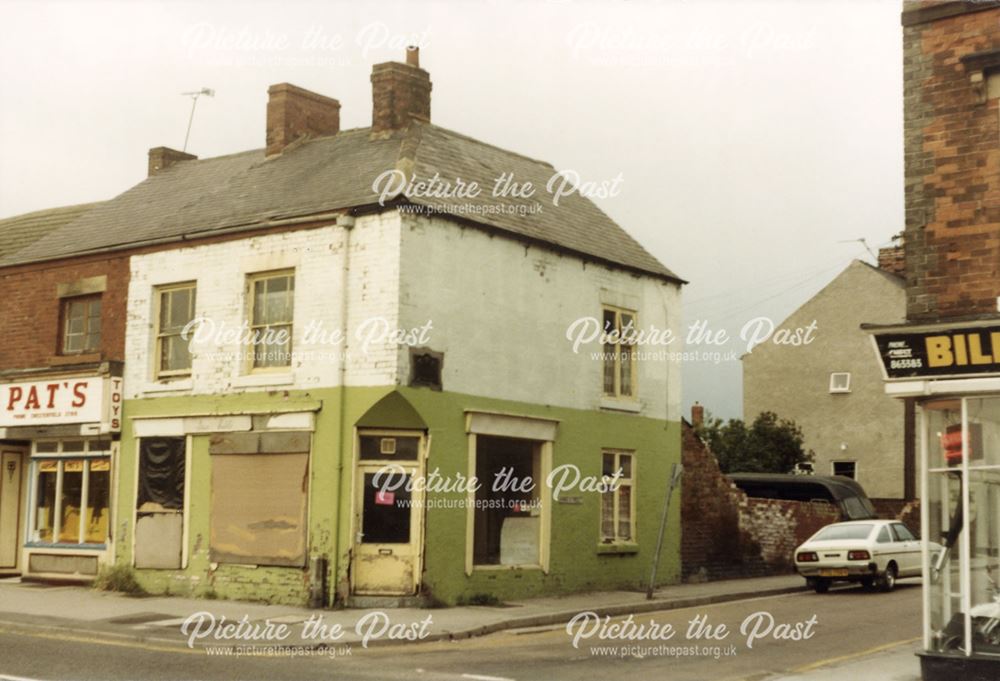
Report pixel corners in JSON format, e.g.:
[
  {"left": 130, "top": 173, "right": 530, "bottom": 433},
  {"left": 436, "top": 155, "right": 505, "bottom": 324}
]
[{"left": 0, "top": 573, "right": 807, "bottom": 650}]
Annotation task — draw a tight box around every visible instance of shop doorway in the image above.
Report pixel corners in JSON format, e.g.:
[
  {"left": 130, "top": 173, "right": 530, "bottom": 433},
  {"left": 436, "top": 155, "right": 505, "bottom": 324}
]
[
  {"left": 0, "top": 448, "right": 25, "bottom": 570},
  {"left": 351, "top": 431, "right": 425, "bottom": 596}
]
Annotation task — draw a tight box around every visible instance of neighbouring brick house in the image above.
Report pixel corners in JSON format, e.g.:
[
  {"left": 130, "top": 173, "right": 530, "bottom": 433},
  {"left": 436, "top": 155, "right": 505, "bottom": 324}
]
[
  {"left": 0, "top": 202, "right": 127, "bottom": 579},
  {"left": 0, "top": 49, "right": 686, "bottom": 606},
  {"left": 866, "top": 3, "right": 1000, "bottom": 678}
]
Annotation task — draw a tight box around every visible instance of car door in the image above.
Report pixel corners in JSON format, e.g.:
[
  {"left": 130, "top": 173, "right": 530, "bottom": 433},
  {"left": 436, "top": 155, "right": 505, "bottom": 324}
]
[
  {"left": 891, "top": 522, "right": 921, "bottom": 577},
  {"left": 872, "top": 524, "right": 894, "bottom": 571}
]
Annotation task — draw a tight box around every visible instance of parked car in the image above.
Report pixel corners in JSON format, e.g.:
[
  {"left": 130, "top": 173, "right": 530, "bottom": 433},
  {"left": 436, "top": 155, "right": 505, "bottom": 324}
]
[
  {"left": 727, "top": 473, "right": 877, "bottom": 520},
  {"left": 794, "top": 519, "right": 921, "bottom": 593}
]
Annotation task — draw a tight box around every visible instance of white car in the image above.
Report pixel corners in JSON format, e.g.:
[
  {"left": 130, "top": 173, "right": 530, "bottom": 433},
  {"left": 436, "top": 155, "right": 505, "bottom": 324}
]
[{"left": 794, "top": 519, "right": 922, "bottom": 593}]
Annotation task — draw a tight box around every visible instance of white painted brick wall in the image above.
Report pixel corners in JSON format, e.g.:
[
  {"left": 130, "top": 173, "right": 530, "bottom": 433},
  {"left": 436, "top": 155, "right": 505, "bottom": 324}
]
[
  {"left": 125, "top": 208, "right": 681, "bottom": 422},
  {"left": 397, "top": 213, "right": 682, "bottom": 420},
  {"left": 124, "top": 213, "right": 401, "bottom": 398}
]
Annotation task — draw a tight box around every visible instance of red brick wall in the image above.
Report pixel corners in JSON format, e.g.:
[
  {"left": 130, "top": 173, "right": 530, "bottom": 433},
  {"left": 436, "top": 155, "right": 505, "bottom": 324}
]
[
  {"left": 681, "top": 422, "right": 841, "bottom": 580},
  {"left": 0, "top": 255, "right": 130, "bottom": 370},
  {"left": 902, "top": 4, "right": 1000, "bottom": 321}
]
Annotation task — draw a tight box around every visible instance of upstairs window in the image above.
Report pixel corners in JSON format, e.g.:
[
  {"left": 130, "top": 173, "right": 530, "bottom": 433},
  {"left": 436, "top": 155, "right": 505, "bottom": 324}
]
[
  {"left": 155, "top": 283, "right": 196, "bottom": 377},
  {"left": 248, "top": 270, "right": 294, "bottom": 369},
  {"left": 829, "top": 372, "right": 851, "bottom": 394},
  {"left": 602, "top": 306, "right": 637, "bottom": 399},
  {"left": 61, "top": 295, "right": 101, "bottom": 354}
]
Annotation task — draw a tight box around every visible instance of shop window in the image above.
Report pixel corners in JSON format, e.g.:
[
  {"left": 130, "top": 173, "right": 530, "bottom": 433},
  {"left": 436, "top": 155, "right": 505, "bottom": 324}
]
[
  {"left": 210, "top": 449, "right": 308, "bottom": 567},
  {"left": 602, "top": 306, "right": 637, "bottom": 399},
  {"left": 30, "top": 440, "right": 111, "bottom": 546},
  {"left": 473, "top": 436, "right": 542, "bottom": 566},
  {"left": 155, "top": 283, "right": 196, "bottom": 377},
  {"left": 248, "top": 270, "right": 294, "bottom": 369},
  {"left": 61, "top": 295, "right": 101, "bottom": 354},
  {"left": 600, "top": 451, "right": 635, "bottom": 543},
  {"left": 829, "top": 372, "right": 851, "bottom": 393},
  {"left": 832, "top": 461, "right": 856, "bottom": 480}
]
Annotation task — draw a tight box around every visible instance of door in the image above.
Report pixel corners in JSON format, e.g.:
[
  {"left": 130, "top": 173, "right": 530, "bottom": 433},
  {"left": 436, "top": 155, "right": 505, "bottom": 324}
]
[
  {"left": 351, "top": 432, "right": 425, "bottom": 596},
  {"left": 0, "top": 449, "right": 25, "bottom": 569},
  {"left": 891, "top": 522, "right": 922, "bottom": 576}
]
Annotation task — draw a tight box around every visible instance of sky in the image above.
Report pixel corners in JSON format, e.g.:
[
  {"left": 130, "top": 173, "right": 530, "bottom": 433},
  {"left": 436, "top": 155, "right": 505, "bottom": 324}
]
[{"left": 0, "top": 0, "right": 905, "bottom": 419}]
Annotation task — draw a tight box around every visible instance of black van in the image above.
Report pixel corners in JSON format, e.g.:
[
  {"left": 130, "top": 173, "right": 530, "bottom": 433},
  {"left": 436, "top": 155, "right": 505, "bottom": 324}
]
[{"left": 726, "top": 473, "right": 877, "bottom": 520}]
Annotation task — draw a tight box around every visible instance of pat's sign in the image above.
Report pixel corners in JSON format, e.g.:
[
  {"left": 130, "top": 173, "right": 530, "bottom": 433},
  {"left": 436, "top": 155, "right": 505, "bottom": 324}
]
[
  {"left": 0, "top": 376, "right": 123, "bottom": 432},
  {"left": 873, "top": 325, "right": 1000, "bottom": 379}
]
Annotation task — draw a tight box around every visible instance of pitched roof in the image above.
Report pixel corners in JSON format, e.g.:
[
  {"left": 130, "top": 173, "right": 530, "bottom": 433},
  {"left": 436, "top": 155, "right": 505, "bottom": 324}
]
[
  {"left": 0, "top": 123, "right": 683, "bottom": 282},
  {"left": 0, "top": 202, "right": 104, "bottom": 262}
]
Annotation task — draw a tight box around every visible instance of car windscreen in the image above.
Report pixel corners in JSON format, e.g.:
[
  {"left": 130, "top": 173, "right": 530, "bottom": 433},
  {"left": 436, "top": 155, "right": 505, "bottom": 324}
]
[
  {"left": 842, "top": 496, "right": 877, "bottom": 520},
  {"left": 812, "top": 524, "right": 874, "bottom": 541}
]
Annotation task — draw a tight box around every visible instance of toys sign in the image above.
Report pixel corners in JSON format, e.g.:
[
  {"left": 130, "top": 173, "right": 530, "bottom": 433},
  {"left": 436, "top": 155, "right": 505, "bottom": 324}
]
[{"left": 0, "top": 376, "right": 123, "bottom": 432}]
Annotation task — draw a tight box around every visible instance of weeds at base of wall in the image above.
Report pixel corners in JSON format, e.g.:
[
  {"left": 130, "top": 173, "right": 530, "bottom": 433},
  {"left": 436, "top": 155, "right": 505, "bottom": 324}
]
[
  {"left": 93, "top": 564, "right": 147, "bottom": 597},
  {"left": 456, "top": 593, "right": 504, "bottom": 607}
]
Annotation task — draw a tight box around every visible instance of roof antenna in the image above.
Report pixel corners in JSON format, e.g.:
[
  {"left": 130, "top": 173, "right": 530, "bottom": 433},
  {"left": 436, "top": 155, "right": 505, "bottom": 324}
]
[
  {"left": 838, "top": 237, "right": 876, "bottom": 260},
  {"left": 180, "top": 88, "right": 215, "bottom": 152}
]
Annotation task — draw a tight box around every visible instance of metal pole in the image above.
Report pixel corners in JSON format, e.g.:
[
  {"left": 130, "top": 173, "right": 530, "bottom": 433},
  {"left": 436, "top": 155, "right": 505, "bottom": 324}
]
[
  {"left": 647, "top": 462, "right": 683, "bottom": 599},
  {"left": 183, "top": 96, "right": 199, "bottom": 153}
]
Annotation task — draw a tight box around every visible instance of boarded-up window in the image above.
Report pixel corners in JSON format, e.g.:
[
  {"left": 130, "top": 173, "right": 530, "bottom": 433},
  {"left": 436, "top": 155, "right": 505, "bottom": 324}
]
[
  {"left": 210, "top": 448, "right": 308, "bottom": 567},
  {"left": 138, "top": 438, "right": 186, "bottom": 511}
]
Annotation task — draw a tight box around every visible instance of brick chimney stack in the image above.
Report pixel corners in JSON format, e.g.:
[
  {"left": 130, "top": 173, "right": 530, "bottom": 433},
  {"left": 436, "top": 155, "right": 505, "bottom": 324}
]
[
  {"left": 877, "top": 234, "right": 906, "bottom": 276},
  {"left": 371, "top": 47, "right": 432, "bottom": 133},
  {"left": 148, "top": 147, "right": 197, "bottom": 177},
  {"left": 691, "top": 402, "right": 704, "bottom": 428},
  {"left": 266, "top": 83, "right": 341, "bottom": 157}
]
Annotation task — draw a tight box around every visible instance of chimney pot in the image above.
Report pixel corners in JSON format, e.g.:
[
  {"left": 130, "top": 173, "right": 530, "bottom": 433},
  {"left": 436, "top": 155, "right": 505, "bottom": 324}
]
[
  {"left": 406, "top": 46, "right": 420, "bottom": 67},
  {"left": 266, "top": 82, "right": 341, "bottom": 156},
  {"left": 148, "top": 146, "right": 197, "bottom": 177}
]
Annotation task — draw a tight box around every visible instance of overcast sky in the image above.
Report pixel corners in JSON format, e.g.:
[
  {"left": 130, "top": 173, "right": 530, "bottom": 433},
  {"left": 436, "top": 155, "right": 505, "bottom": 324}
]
[{"left": 0, "top": 0, "right": 904, "bottom": 419}]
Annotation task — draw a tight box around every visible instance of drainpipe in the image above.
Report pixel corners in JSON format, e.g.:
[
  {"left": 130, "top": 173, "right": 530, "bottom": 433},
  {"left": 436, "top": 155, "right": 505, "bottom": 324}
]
[{"left": 330, "top": 213, "right": 355, "bottom": 605}]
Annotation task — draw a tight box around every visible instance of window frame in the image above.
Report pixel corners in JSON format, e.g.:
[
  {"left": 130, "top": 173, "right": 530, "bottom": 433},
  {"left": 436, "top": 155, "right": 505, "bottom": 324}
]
[
  {"left": 829, "top": 372, "right": 852, "bottom": 394},
  {"left": 602, "top": 306, "right": 639, "bottom": 400},
  {"left": 153, "top": 282, "right": 197, "bottom": 379},
  {"left": 60, "top": 294, "right": 102, "bottom": 355},
  {"left": 831, "top": 460, "right": 857, "bottom": 480},
  {"left": 28, "top": 439, "right": 111, "bottom": 547},
  {"left": 600, "top": 449, "right": 636, "bottom": 545},
  {"left": 246, "top": 269, "right": 295, "bottom": 372}
]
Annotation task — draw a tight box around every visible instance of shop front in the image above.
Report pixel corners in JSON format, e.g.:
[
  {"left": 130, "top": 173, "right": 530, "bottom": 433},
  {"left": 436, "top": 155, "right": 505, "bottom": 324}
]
[
  {"left": 0, "top": 369, "right": 123, "bottom": 579},
  {"left": 870, "top": 323, "right": 1000, "bottom": 681}
]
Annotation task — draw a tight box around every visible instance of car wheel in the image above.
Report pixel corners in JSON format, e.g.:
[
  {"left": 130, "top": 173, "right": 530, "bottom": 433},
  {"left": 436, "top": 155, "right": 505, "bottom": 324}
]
[
  {"left": 877, "top": 563, "right": 897, "bottom": 592},
  {"left": 860, "top": 577, "right": 875, "bottom": 591},
  {"left": 812, "top": 578, "right": 830, "bottom": 594}
]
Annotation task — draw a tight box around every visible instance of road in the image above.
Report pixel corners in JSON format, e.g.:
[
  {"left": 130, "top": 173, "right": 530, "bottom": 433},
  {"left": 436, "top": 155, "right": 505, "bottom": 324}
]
[{"left": 0, "top": 582, "right": 922, "bottom": 681}]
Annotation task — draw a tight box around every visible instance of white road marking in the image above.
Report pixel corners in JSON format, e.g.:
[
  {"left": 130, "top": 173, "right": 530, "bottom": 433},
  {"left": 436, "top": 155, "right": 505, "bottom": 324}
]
[
  {"left": 0, "top": 675, "right": 49, "bottom": 681},
  {"left": 461, "top": 675, "right": 516, "bottom": 681}
]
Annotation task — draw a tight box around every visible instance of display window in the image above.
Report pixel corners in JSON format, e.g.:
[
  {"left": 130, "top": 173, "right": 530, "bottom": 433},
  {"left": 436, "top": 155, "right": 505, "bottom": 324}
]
[{"left": 30, "top": 440, "right": 111, "bottom": 546}]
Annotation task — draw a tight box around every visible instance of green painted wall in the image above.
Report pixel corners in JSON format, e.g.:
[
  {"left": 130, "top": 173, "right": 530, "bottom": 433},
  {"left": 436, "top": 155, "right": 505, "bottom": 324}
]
[{"left": 115, "top": 387, "right": 680, "bottom": 606}]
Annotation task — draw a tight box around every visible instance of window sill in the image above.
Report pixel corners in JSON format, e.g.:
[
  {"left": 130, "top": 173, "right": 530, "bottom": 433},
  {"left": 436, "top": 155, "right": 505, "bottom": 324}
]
[
  {"left": 473, "top": 564, "right": 543, "bottom": 571},
  {"left": 232, "top": 373, "right": 294, "bottom": 388},
  {"left": 599, "top": 398, "right": 643, "bottom": 414},
  {"left": 143, "top": 378, "right": 193, "bottom": 394},
  {"left": 596, "top": 542, "right": 639, "bottom": 555},
  {"left": 49, "top": 353, "right": 102, "bottom": 366},
  {"left": 25, "top": 542, "right": 107, "bottom": 550}
]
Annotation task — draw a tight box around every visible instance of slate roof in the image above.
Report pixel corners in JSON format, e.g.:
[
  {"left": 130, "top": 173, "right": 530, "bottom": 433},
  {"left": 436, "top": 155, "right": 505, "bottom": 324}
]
[
  {"left": 0, "top": 202, "right": 104, "bottom": 262},
  {"left": 0, "top": 123, "right": 682, "bottom": 282}
]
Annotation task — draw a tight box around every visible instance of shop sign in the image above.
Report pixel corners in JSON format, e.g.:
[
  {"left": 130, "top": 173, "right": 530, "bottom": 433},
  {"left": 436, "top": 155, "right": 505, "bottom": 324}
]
[
  {"left": 0, "top": 376, "right": 123, "bottom": 432},
  {"left": 872, "top": 325, "right": 1000, "bottom": 379}
]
